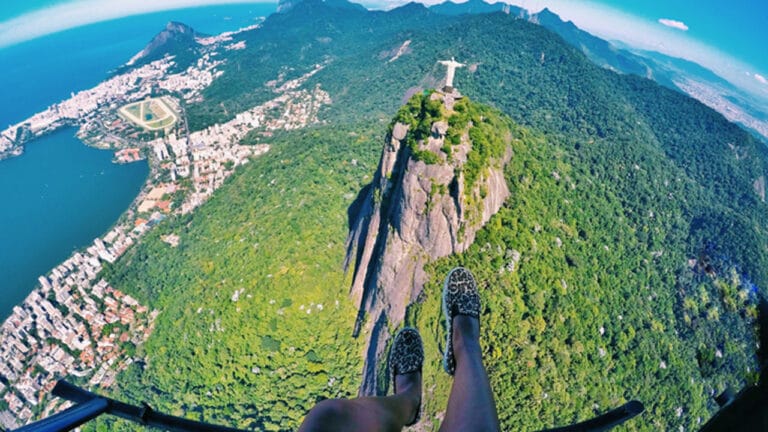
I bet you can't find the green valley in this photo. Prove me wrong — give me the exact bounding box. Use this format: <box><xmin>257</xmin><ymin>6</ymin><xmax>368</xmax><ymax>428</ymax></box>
<box><xmin>83</xmin><ymin>2</ymin><xmax>768</xmax><ymax>431</ymax></box>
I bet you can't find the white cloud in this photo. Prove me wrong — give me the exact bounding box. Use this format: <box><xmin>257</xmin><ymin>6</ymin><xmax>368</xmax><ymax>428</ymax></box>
<box><xmin>500</xmin><ymin>0</ymin><xmax>767</xmax><ymax>100</ymax></box>
<box><xmin>658</xmin><ymin>18</ymin><xmax>688</xmax><ymax>31</ymax></box>
<box><xmin>0</xmin><ymin>0</ymin><xmax>259</xmax><ymax>48</ymax></box>
<box><xmin>756</xmin><ymin>74</ymin><xmax>768</xmax><ymax>85</ymax></box>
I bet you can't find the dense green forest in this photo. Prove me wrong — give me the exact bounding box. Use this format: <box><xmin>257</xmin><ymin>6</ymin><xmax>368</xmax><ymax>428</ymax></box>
<box><xmin>90</xmin><ymin>2</ymin><xmax>768</xmax><ymax>430</ymax></box>
<box><xmin>409</xmin><ymin>122</ymin><xmax>761</xmax><ymax>430</ymax></box>
<box><xmin>95</xmin><ymin>124</ymin><xmax>382</xmax><ymax>431</ymax></box>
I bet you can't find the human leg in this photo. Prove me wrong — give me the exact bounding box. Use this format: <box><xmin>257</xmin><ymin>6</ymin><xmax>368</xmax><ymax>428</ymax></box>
<box><xmin>439</xmin><ymin>315</ymin><xmax>500</xmax><ymax>432</ymax></box>
<box><xmin>439</xmin><ymin>267</ymin><xmax>500</xmax><ymax>432</ymax></box>
<box><xmin>298</xmin><ymin>328</ymin><xmax>423</xmax><ymax>432</ymax></box>
<box><xmin>297</xmin><ymin>371</ymin><xmax>420</xmax><ymax>432</ymax></box>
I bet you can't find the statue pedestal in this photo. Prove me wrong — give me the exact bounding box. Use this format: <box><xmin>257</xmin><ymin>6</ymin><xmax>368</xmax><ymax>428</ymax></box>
<box><xmin>435</xmin><ymin>88</ymin><xmax>463</xmax><ymax>111</ymax></box>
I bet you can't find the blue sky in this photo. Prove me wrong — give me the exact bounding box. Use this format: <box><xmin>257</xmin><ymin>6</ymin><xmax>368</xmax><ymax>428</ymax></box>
<box><xmin>503</xmin><ymin>0</ymin><xmax>768</xmax><ymax>100</ymax></box>
<box><xmin>1</xmin><ymin>0</ymin><xmax>766</xmax><ymax>98</ymax></box>
<box><xmin>598</xmin><ymin>0</ymin><xmax>767</xmax><ymax>74</ymax></box>
<box><xmin>0</xmin><ymin>0</ymin><xmax>257</xmax><ymax>48</ymax></box>
<box><xmin>499</xmin><ymin>0</ymin><xmax>768</xmax><ymax>98</ymax></box>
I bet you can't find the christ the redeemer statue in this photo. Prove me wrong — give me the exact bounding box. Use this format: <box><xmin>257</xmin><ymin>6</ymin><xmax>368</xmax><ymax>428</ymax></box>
<box><xmin>439</xmin><ymin>57</ymin><xmax>465</xmax><ymax>92</ymax></box>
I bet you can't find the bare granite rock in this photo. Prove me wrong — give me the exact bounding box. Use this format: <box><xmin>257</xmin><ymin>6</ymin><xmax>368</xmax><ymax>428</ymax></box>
<box><xmin>391</xmin><ymin>122</ymin><xmax>409</xmax><ymax>141</ymax></box>
<box><xmin>431</xmin><ymin>120</ymin><xmax>448</xmax><ymax>137</ymax></box>
<box><xmin>754</xmin><ymin>175</ymin><xmax>766</xmax><ymax>202</ymax></box>
<box><xmin>344</xmin><ymin>93</ymin><xmax>512</xmax><ymax>395</ymax></box>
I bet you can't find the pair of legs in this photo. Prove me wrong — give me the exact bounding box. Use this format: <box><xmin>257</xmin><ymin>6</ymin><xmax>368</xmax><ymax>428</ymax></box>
<box><xmin>297</xmin><ymin>315</ymin><xmax>500</xmax><ymax>432</ymax></box>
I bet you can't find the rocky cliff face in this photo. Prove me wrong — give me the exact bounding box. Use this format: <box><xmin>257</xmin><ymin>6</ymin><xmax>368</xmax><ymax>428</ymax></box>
<box><xmin>345</xmin><ymin>91</ymin><xmax>513</xmax><ymax>394</ymax></box>
<box><xmin>125</xmin><ymin>22</ymin><xmax>201</xmax><ymax>69</ymax></box>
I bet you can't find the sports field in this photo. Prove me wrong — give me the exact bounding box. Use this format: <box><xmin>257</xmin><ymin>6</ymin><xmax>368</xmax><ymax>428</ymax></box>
<box><xmin>119</xmin><ymin>97</ymin><xmax>178</xmax><ymax>131</ymax></box>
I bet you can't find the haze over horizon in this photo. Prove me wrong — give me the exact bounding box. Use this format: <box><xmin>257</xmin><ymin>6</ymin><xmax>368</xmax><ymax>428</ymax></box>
<box><xmin>0</xmin><ymin>0</ymin><xmax>766</xmax><ymax>104</ymax></box>
<box><xmin>504</xmin><ymin>0</ymin><xmax>768</xmax><ymax>103</ymax></box>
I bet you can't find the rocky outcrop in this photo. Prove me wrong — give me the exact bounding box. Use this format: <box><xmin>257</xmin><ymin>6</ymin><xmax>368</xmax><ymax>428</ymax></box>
<box><xmin>345</xmin><ymin>92</ymin><xmax>512</xmax><ymax>394</ymax></box>
<box><xmin>755</xmin><ymin>175</ymin><xmax>766</xmax><ymax>202</ymax></box>
<box><xmin>125</xmin><ymin>22</ymin><xmax>201</xmax><ymax>69</ymax></box>
<box><xmin>277</xmin><ymin>0</ymin><xmax>301</xmax><ymax>13</ymax></box>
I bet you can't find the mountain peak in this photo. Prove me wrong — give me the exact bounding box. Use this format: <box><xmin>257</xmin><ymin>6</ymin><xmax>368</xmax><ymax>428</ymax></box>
<box><xmin>278</xmin><ymin>0</ymin><xmax>367</xmax><ymax>13</ymax></box>
<box><xmin>125</xmin><ymin>21</ymin><xmax>202</xmax><ymax>69</ymax></box>
<box><xmin>346</xmin><ymin>91</ymin><xmax>513</xmax><ymax>394</ymax></box>
<box><xmin>430</xmin><ymin>0</ymin><xmax>527</xmax><ymax>17</ymax></box>
<box><xmin>390</xmin><ymin>1</ymin><xmax>430</xmax><ymax>14</ymax></box>
<box><xmin>164</xmin><ymin>21</ymin><xmax>196</xmax><ymax>35</ymax></box>
<box><xmin>536</xmin><ymin>7</ymin><xmax>572</xmax><ymax>24</ymax></box>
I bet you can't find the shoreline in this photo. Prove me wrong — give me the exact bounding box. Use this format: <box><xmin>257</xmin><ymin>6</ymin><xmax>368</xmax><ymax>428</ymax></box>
<box><xmin>0</xmin><ymin>22</ymin><xmax>331</xmax><ymax>426</ymax></box>
<box><xmin>0</xmin><ymin>127</ymin><xmax>150</xmax><ymax>322</ymax></box>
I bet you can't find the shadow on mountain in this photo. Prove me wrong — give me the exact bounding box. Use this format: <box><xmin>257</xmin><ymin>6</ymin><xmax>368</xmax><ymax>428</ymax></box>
<box><xmin>699</xmin><ymin>296</ymin><xmax>768</xmax><ymax>431</ymax></box>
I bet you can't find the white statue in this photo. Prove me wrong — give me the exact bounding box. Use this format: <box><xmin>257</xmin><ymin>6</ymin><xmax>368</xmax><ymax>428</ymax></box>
<box><xmin>438</xmin><ymin>57</ymin><xmax>465</xmax><ymax>90</ymax></box>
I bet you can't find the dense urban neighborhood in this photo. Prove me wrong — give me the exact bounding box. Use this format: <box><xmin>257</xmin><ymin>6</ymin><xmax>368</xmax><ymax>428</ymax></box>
<box><xmin>0</xmin><ymin>25</ymin><xmax>331</xmax><ymax>428</ymax></box>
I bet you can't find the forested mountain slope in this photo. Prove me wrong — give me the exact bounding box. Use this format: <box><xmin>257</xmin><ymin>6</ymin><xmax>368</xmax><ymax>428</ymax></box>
<box><xmin>94</xmin><ymin>2</ymin><xmax>768</xmax><ymax>430</ymax></box>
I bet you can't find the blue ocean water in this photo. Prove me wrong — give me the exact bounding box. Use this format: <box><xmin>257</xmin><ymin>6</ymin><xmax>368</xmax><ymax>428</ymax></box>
<box><xmin>0</xmin><ymin>128</ymin><xmax>148</xmax><ymax>319</ymax></box>
<box><xmin>0</xmin><ymin>4</ymin><xmax>277</xmax><ymax>320</ymax></box>
<box><xmin>0</xmin><ymin>3</ymin><xmax>277</xmax><ymax>127</ymax></box>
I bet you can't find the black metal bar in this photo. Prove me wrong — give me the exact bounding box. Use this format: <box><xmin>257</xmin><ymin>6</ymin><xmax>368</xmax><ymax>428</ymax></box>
<box><xmin>13</xmin><ymin>398</ymin><xmax>109</xmax><ymax>432</ymax></box>
<box><xmin>537</xmin><ymin>400</ymin><xmax>645</xmax><ymax>432</ymax></box>
<box><xmin>21</xmin><ymin>380</ymin><xmax>643</xmax><ymax>432</ymax></box>
<box><xmin>50</xmin><ymin>381</ymin><xmax>99</xmax><ymax>404</ymax></box>
<box><xmin>51</xmin><ymin>380</ymin><xmax>247</xmax><ymax>432</ymax></box>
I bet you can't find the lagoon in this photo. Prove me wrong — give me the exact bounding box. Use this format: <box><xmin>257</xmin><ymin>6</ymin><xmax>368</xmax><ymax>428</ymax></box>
<box><xmin>0</xmin><ymin>4</ymin><xmax>277</xmax><ymax>320</ymax></box>
<box><xmin>0</xmin><ymin>128</ymin><xmax>148</xmax><ymax>319</ymax></box>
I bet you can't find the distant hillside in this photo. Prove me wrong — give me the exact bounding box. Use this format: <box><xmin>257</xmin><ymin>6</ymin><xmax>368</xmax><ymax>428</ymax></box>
<box><xmin>345</xmin><ymin>92</ymin><xmax>515</xmax><ymax>394</ymax></box>
<box><xmin>429</xmin><ymin>0</ymin><xmax>524</xmax><ymax>16</ymax></box>
<box><xmin>92</xmin><ymin>1</ymin><xmax>768</xmax><ymax>431</ymax></box>
<box><xmin>527</xmin><ymin>8</ymin><xmax>650</xmax><ymax>78</ymax></box>
<box><xmin>428</xmin><ymin>2</ymin><xmax>651</xmax><ymax>79</ymax></box>
<box><xmin>429</xmin><ymin>2</ymin><xmax>768</xmax><ymax>142</ymax></box>
<box><xmin>624</xmin><ymin>47</ymin><xmax>768</xmax><ymax>138</ymax></box>
<box><xmin>123</xmin><ymin>21</ymin><xmax>204</xmax><ymax>71</ymax></box>
<box><xmin>521</xmin><ymin>6</ymin><xmax>768</xmax><ymax>141</ymax></box>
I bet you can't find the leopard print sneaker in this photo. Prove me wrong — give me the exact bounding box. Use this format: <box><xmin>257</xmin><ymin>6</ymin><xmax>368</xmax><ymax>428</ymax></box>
<box><xmin>390</xmin><ymin>327</ymin><xmax>423</xmax><ymax>426</ymax></box>
<box><xmin>442</xmin><ymin>267</ymin><xmax>481</xmax><ymax>375</ymax></box>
